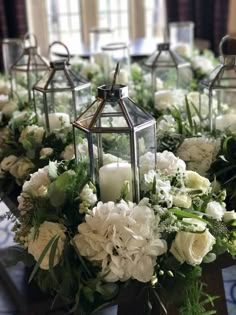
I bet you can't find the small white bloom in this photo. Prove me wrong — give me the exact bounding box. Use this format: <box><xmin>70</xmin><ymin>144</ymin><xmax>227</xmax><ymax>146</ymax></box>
<box><xmin>173</xmin><ymin>194</ymin><xmax>192</xmax><ymax>208</ymax></box>
<box><xmin>205</xmin><ymin>201</ymin><xmax>226</xmax><ymax>221</ymax></box>
<box><xmin>184</xmin><ymin>170</ymin><xmax>211</xmax><ymax>193</ymax></box>
<box><xmin>156</xmin><ymin>115</ymin><xmax>177</xmax><ymax>135</ymax></box>
<box><xmin>60</xmin><ymin>144</ymin><xmax>75</xmax><ymax>160</ymax></box>
<box><xmin>80</xmin><ymin>184</ymin><xmax>97</xmax><ymax>206</ymax></box>
<box><xmin>9</xmin><ymin>158</ymin><xmax>34</xmax><ymax>180</ymax></box>
<box><xmin>191</xmin><ymin>55</ymin><xmax>214</xmax><ymax>75</ymax></box>
<box><xmin>170</xmin><ymin>218</ymin><xmax>215</xmax><ymax>265</ymax></box>
<box><xmin>156</xmin><ymin>151</ymin><xmax>186</xmax><ymax>176</ymax></box>
<box><xmin>40</xmin><ymin>147</ymin><xmax>54</xmax><ymax>159</ymax></box>
<box><xmin>28</xmin><ymin>221</ymin><xmax>66</xmax><ymax>270</ymax></box>
<box><xmin>22</xmin><ymin>166</ymin><xmax>51</xmax><ymax>196</ymax></box>
<box><xmin>1</xmin><ymin>155</ymin><xmax>18</xmax><ymax>171</ymax></box>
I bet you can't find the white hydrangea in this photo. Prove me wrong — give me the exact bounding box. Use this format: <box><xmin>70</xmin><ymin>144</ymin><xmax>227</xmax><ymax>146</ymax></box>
<box><xmin>154</xmin><ymin>89</ymin><xmax>186</xmax><ymax>111</ymax></box>
<box><xmin>177</xmin><ymin>137</ymin><xmax>220</xmax><ymax>176</ymax></box>
<box><xmin>73</xmin><ymin>199</ymin><xmax>167</xmax><ymax>283</ymax></box>
<box><xmin>156</xmin><ymin>151</ymin><xmax>186</xmax><ymax>176</ymax></box>
<box><xmin>143</xmin><ymin>170</ymin><xmax>173</xmax><ymax>207</ymax></box>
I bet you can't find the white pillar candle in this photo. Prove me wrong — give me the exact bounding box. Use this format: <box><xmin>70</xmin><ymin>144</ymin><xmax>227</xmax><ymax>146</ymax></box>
<box><xmin>215</xmin><ymin>114</ymin><xmax>236</xmax><ymax>132</ymax></box>
<box><xmin>110</xmin><ymin>69</ymin><xmax>129</xmax><ymax>85</ymax></box>
<box><xmin>48</xmin><ymin>113</ymin><xmax>70</xmax><ymax>130</ymax></box>
<box><xmin>99</xmin><ymin>162</ymin><xmax>133</xmax><ymax>202</ymax></box>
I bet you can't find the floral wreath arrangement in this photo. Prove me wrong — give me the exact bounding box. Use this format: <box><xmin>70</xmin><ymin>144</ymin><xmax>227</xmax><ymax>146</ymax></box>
<box><xmin>10</xmin><ymin>151</ymin><xmax>236</xmax><ymax>314</ymax></box>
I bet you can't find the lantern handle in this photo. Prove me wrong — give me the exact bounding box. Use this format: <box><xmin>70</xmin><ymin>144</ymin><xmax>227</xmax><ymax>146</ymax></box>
<box><xmin>111</xmin><ymin>62</ymin><xmax>120</xmax><ymax>91</ymax></box>
<box><xmin>23</xmin><ymin>32</ymin><xmax>38</xmax><ymax>48</ymax></box>
<box><xmin>48</xmin><ymin>41</ymin><xmax>71</xmax><ymax>63</ymax></box>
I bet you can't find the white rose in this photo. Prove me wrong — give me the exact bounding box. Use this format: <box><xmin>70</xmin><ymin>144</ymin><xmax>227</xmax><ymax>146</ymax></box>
<box><xmin>19</xmin><ymin>125</ymin><xmax>45</xmax><ymax>145</ymax></box>
<box><xmin>173</xmin><ymin>194</ymin><xmax>192</xmax><ymax>208</ymax></box>
<box><xmin>2</xmin><ymin>101</ymin><xmax>18</xmax><ymax>117</ymax></box>
<box><xmin>0</xmin><ymin>127</ymin><xmax>10</xmax><ymax>145</ymax></box>
<box><xmin>28</xmin><ymin>221</ymin><xmax>66</xmax><ymax>270</ymax></box>
<box><xmin>40</xmin><ymin>147</ymin><xmax>53</xmax><ymax>159</ymax></box>
<box><xmin>80</xmin><ymin>184</ymin><xmax>97</xmax><ymax>205</ymax></box>
<box><xmin>154</xmin><ymin>90</ymin><xmax>175</xmax><ymax>111</ymax></box>
<box><xmin>184</xmin><ymin>170</ymin><xmax>211</xmax><ymax>193</ymax></box>
<box><xmin>205</xmin><ymin>201</ymin><xmax>226</xmax><ymax>221</ymax></box>
<box><xmin>22</xmin><ymin>166</ymin><xmax>51</xmax><ymax>196</ymax></box>
<box><xmin>223</xmin><ymin>211</ymin><xmax>236</xmax><ymax>223</ymax></box>
<box><xmin>191</xmin><ymin>55</ymin><xmax>214</xmax><ymax>75</ymax></box>
<box><xmin>1</xmin><ymin>155</ymin><xmax>18</xmax><ymax>171</ymax></box>
<box><xmin>60</xmin><ymin>144</ymin><xmax>75</xmax><ymax>160</ymax></box>
<box><xmin>156</xmin><ymin>151</ymin><xmax>186</xmax><ymax>175</ymax></box>
<box><xmin>170</xmin><ymin>218</ymin><xmax>215</xmax><ymax>265</ymax></box>
<box><xmin>9</xmin><ymin>158</ymin><xmax>34</xmax><ymax>179</ymax></box>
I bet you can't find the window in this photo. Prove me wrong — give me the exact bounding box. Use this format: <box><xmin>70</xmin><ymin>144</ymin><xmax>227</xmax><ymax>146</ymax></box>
<box><xmin>98</xmin><ymin>0</ymin><xmax>129</xmax><ymax>41</ymax></box>
<box><xmin>145</xmin><ymin>0</ymin><xmax>166</xmax><ymax>39</ymax></box>
<box><xmin>46</xmin><ymin>0</ymin><xmax>81</xmax><ymax>46</ymax></box>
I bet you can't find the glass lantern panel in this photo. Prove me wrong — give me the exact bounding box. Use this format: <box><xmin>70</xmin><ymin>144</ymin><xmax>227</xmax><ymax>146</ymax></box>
<box><xmin>123</xmin><ymin>98</ymin><xmax>154</xmax><ymax>126</ymax></box>
<box><xmin>136</xmin><ymin>125</ymin><xmax>156</xmax><ymax>179</ymax></box>
<box><xmin>154</xmin><ymin>66</ymin><xmax>178</xmax><ymax>89</ymax></box>
<box><xmin>46</xmin><ymin>70</ymin><xmax>75</xmax><ymax>89</ymax></box>
<box><xmin>34</xmin><ymin>90</ymin><xmax>45</xmax><ymax>123</ymax></box>
<box><xmin>75</xmin><ymin>85</ymin><xmax>91</xmax><ymax>116</ymax></box>
<box><xmin>76</xmin><ymin>99</ymin><xmax>104</xmax><ymax>129</ymax></box>
<box><xmin>73</xmin><ymin>127</ymin><xmax>91</xmax><ymax>175</ymax></box>
<box><xmin>92</xmin><ymin>132</ymin><xmax>133</xmax><ymax>202</ymax></box>
<box><xmin>95</xmin><ymin>101</ymin><xmax>128</xmax><ymax>128</ymax></box>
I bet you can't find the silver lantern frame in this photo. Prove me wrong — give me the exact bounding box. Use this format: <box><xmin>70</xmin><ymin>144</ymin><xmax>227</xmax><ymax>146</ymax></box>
<box><xmin>200</xmin><ymin>35</ymin><xmax>236</xmax><ymax>131</ymax></box>
<box><xmin>33</xmin><ymin>41</ymin><xmax>91</xmax><ymax>133</ymax></box>
<box><xmin>144</xmin><ymin>42</ymin><xmax>191</xmax><ymax>92</ymax></box>
<box><xmin>10</xmin><ymin>33</ymin><xmax>49</xmax><ymax>102</ymax></box>
<box><xmin>73</xmin><ymin>84</ymin><xmax>157</xmax><ymax>202</ymax></box>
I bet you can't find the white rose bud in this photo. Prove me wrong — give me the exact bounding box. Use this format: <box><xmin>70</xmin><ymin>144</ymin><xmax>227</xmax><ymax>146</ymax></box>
<box><xmin>1</xmin><ymin>155</ymin><xmax>18</xmax><ymax>171</ymax></box>
<box><xmin>60</xmin><ymin>144</ymin><xmax>75</xmax><ymax>160</ymax></box>
<box><xmin>9</xmin><ymin>158</ymin><xmax>34</xmax><ymax>179</ymax></box>
<box><xmin>2</xmin><ymin>101</ymin><xmax>18</xmax><ymax>117</ymax></box>
<box><xmin>40</xmin><ymin>147</ymin><xmax>53</xmax><ymax>159</ymax></box>
<box><xmin>170</xmin><ymin>218</ymin><xmax>215</xmax><ymax>265</ymax></box>
<box><xmin>173</xmin><ymin>194</ymin><xmax>192</xmax><ymax>208</ymax></box>
<box><xmin>223</xmin><ymin>210</ymin><xmax>236</xmax><ymax>223</ymax></box>
<box><xmin>28</xmin><ymin>221</ymin><xmax>66</xmax><ymax>270</ymax></box>
<box><xmin>80</xmin><ymin>184</ymin><xmax>97</xmax><ymax>206</ymax></box>
<box><xmin>184</xmin><ymin>170</ymin><xmax>211</xmax><ymax>193</ymax></box>
<box><xmin>205</xmin><ymin>201</ymin><xmax>226</xmax><ymax>221</ymax></box>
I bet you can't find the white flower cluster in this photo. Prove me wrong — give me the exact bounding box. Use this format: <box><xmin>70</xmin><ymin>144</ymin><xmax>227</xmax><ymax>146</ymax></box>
<box><xmin>177</xmin><ymin>137</ymin><xmax>220</xmax><ymax>176</ymax></box>
<box><xmin>191</xmin><ymin>55</ymin><xmax>214</xmax><ymax>75</ymax></box>
<box><xmin>73</xmin><ymin>199</ymin><xmax>167</xmax><ymax>283</ymax></box>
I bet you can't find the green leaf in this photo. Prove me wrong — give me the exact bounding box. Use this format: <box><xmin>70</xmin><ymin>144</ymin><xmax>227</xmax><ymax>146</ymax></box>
<box><xmin>185</xmin><ymin>96</ymin><xmax>193</xmax><ymax>132</ymax></box>
<box><xmin>28</xmin><ymin>235</ymin><xmax>58</xmax><ymax>283</ymax></box>
<box><xmin>71</xmin><ymin>238</ymin><xmax>92</xmax><ymax>278</ymax></box>
<box><xmin>49</xmin><ymin>236</ymin><xmax>60</xmax><ymax>274</ymax></box>
<box><xmin>169</xmin><ymin>208</ymin><xmax>209</xmax><ymax>225</ymax></box>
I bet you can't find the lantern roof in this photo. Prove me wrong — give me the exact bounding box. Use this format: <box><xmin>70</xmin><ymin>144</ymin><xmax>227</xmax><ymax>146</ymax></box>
<box><xmin>73</xmin><ymin>84</ymin><xmax>155</xmax><ymax>132</ymax></box>
<box><xmin>144</xmin><ymin>42</ymin><xmax>190</xmax><ymax>69</ymax></box>
<box><xmin>201</xmin><ymin>35</ymin><xmax>236</xmax><ymax>90</ymax></box>
<box><xmin>11</xmin><ymin>46</ymin><xmax>49</xmax><ymax>72</ymax></box>
<box><xmin>33</xmin><ymin>59</ymin><xmax>90</xmax><ymax>92</ymax></box>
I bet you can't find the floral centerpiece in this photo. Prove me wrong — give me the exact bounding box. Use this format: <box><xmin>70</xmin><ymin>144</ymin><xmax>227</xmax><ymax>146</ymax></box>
<box><xmin>9</xmin><ymin>151</ymin><xmax>236</xmax><ymax>314</ymax></box>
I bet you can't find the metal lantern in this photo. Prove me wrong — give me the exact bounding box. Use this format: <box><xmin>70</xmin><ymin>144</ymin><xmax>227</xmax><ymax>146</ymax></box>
<box><xmin>73</xmin><ymin>82</ymin><xmax>156</xmax><ymax>203</ymax></box>
<box><xmin>144</xmin><ymin>42</ymin><xmax>192</xmax><ymax>93</ymax></box>
<box><xmin>10</xmin><ymin>33</ymin><xmax>49</xmax><ymax>103</ymax></box>
<box><xmin>101</xmin><ymin>42</ymin><xmax>130</xmax><ymax>84</ymax></box>
<box><xmin>33</xmin><ymin>41</ymin><xmax>91</xmax><ymax>133</ymax></box>
<box><xmin>200</xmin><ymin>35</ymin><xmax>236</xmax><ymax>131</ymax></box>
<box><xmin>2</xmin><ymin>38</ymin><xmax>23</xmax><ymax>75</ymax></box>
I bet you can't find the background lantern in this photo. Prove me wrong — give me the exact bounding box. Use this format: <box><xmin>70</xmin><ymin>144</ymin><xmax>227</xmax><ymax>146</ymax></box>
<box><xmin>10</xmin><ymin>33</ymin><xmax>49</xmax><ymax>103</ymax></box>
<box><xmin>101</xmin><ymin>42</ymin><xmax>130</xmax><ymax>85</ymax></box>
<box><xmin>2</xmin><ymin>38</ymin><xmax>23</xmax><ymax>75</ymax></box>
<box><xmin>33</xmin><ymin>41</ymin><xmax>91</xmax><ymax>133</ymax></box>
<box><xmin>200</xmin><ymin>35</ymin><xmax>236</xmax><ymax>132</ymax></box>
<box><xmin>144</xmin><ymin>42</ymin><xmax>192</xmax><ymax>94</ymax></box>
<box><xmin>73</xmin><ymin>78</ymin><xmax>156</xmax><ymax>203</ymax></box>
